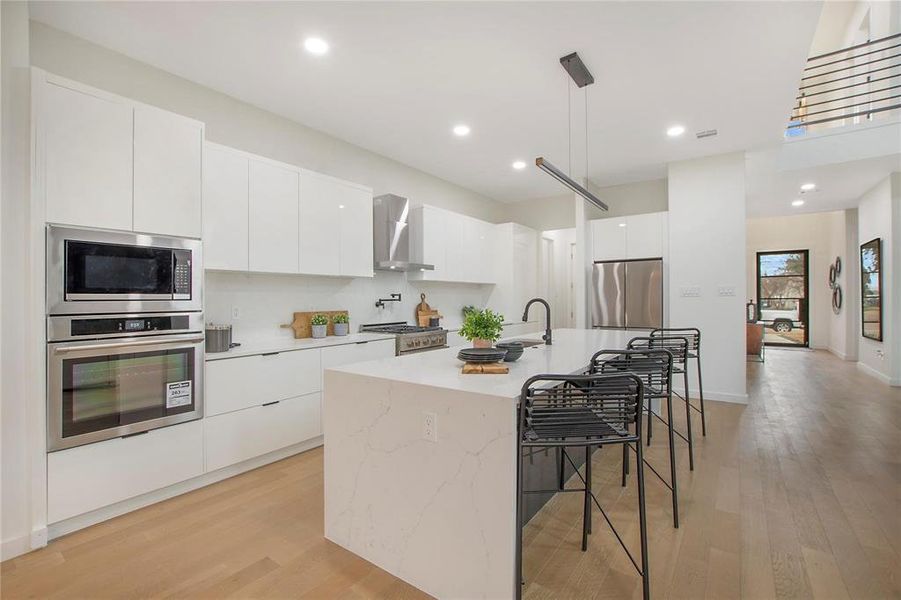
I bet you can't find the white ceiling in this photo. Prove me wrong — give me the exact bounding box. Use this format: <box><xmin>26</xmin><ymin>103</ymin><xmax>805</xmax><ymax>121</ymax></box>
<box><xmin>30</xmin><ymin>1</ymin><xmax>823</xmax><ymax>203</ymax></box>
<box><xmin>746</xmin><ymin>150</ymin><xmax>901</xmax><ymax>218</ymax></box>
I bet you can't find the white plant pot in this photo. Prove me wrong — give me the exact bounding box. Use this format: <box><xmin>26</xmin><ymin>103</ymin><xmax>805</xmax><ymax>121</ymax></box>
<box><xmin>334</xmin><ymin>323</ymin><xmax>349</xmax><ymax>336</ymax></box>
<box><xmin>311</xmin><ymin>324</ymin><xmax>327</xmax><ymax>338</ymax></box>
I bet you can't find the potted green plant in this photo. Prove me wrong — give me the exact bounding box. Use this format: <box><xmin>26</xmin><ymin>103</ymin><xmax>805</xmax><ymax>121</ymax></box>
<box><xmin>311</xmin><ymin>313</ymin><xmax>329</xmax><ymax>338</ymax></box>
<box><xmin>333</xmin><ymin>313</ymin><xmax>349</xmax><ymax>336</ymax></box>
<box><xmin>459</xmin><ymin>308</ymin><xmax>504</xmax><ymax>348</ymax></box>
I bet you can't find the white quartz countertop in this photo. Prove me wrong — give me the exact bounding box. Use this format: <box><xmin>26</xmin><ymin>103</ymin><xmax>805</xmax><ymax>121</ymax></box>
<box><xmin>205</xmin><ymin>332</ymin><xmax>395</xmax><ymax>361</ymax></box>
<box><xmin>327</xmin><ymin>328</ymin><xmax>636</xmax><ymax>399</ymax></box>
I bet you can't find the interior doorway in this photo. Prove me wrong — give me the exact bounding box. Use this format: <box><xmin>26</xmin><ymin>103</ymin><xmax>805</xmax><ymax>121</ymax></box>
<box><xmin>756</xmin><ymin>249</ymin><xmax>810</xmax><ymax>347</ymax></box>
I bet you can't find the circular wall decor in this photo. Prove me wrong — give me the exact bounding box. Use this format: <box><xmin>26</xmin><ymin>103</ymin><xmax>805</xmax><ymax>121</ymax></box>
<box><xmin>832</xmin><ymin>285</ymin><xmax>843</xmax><ymax>314</ymax></box>
<box><xmin>834</xmin><ymin>256</ymin><xmax>841</xmax><ymax>276</ymax></box>
<box><xmin>828</xmin><ymin>264</ymin><xmax>837</xmax><ymax>289</ymax></box>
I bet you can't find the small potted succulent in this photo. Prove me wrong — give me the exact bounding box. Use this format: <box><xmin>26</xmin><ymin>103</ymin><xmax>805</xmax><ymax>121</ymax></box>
<box><xmin>333</xmin><ymin>313</ymin><xmax>350</xmax><ymax>336</ymax></box>
<box><xmin>311</xmin><ymin>313</ymin><xmax>329</xmax><ymax>339</ymax></box>
<box><xmin>459</xmin><ymin>308</ymin><xmax>504</xmax><ymax>348</ymax></box>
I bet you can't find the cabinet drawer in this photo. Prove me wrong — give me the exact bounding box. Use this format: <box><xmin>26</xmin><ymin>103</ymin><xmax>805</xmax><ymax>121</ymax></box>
<box><xmin>204</xmin><ymin>392</ymin><xmax>321</xmax><ymax>472</ymax></box>
<box><xmin>205</xmin><ymin>349</ymin><xmax>321</xmax><ymax>416</ymax></box>
<box><xmin>321</xmin><ymin>339</ymin><xmax>395</xmax><ymax>389</ymax></box>
<box><xmin>48</xmin><ymin>420</ymin><xmax>203</xmax><ymax>523</ymax></box>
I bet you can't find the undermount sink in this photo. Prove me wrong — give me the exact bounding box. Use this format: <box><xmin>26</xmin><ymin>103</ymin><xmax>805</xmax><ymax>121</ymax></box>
<box><xmin>503</xmin><ymin>339</ymin><xmax>545</xmax><ymax>348</ymax></box>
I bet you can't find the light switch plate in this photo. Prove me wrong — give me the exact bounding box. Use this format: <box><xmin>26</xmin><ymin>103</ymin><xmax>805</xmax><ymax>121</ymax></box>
<box><xmin>680</xmin><ymin>286</ymin><xmax>701</xmax><ymax>298</ymax></box>
<box><xmin>718</xmin><ymin>286</ymin><xmax>736</xmax><ymax>297</ymax></box>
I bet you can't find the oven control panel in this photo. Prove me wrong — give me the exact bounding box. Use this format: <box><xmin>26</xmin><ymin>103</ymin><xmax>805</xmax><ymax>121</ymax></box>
<box><xmin>70</xmin><ymin>315</ymin><xmax>191</xmax><ymax>337</ymax></box>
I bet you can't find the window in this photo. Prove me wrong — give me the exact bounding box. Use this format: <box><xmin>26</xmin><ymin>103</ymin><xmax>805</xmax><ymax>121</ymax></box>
<box><xmin>860</xmin><ymin>238</ymin><xmax>882</xmax><ymax>341</ymax></box>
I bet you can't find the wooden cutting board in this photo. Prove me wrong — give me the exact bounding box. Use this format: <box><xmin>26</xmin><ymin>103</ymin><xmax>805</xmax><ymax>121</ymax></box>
<box><xmin>416</xmin><ymin>293</ymin><xmax>441</xmax><ymax>327</ymax></box>
<box><xmin>462</xmin><ymin>362</ymin><xmax>509</xmax><ymax>375</ymax></box>
<box><xmin>280</xmin><ymin>311</ymin><xmax>348</xmax><ymax>339</ymax></box>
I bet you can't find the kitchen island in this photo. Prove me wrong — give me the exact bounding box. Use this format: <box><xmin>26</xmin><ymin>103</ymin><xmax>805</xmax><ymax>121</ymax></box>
<box><xmin>323</xmin><ymin>328</ymin><xmax>635</xmax><ymax>599</ymax></box>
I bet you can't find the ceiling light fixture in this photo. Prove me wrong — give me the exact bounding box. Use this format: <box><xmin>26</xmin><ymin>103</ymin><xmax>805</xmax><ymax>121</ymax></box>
<box><xmin>618</xmin><ymin>223</ymin><xmax>627</xmax><ymax>227</ymax></box>
<box><xmin>800</xmin><ymin>183</ymin><xmax>816</xmax><ymax>191</ymax></box>
<box><xmin>534</xmin><ymin>52</ymin><xmax>608</xmax><ymax>213</ymax></box>
<box><xmin>536</xmin><ymin>157</ymin><xmax>608</xmax><ymax>211</ymax></box>
<box><xmin>303</xmin><ymin>37</ymin><xmax>329</xmax><ymax>56</ymax></box>
<box><xmin>792</xmin><ymin>199</ymin><xmax>805</xmax><ymax>207</ymax></box>
<box><xmin>452</xmin><ymin>124</ymin><xmax>470</xmax><ymax>137</ymax></box>
<box><xmin>667</xmin><ymin>125</ymin><xmax>686</xmax><ymax>137</ymax></box>
<box><xmin>512</xmin><ymin>160</ymin><xmax>526</xmax><ymax>170</ymax></box>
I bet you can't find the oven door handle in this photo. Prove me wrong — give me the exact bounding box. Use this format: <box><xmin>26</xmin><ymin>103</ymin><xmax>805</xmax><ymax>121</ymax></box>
<box><xmin>53</xmin><ymin>335</ymin><xmax>205</xmax><ymax>353</ymax></box>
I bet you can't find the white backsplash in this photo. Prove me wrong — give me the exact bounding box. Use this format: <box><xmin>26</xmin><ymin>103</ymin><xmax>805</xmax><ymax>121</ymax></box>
<box><xmin>204</xmin><ymin>270</ymin><xmax>499</xmax><ymax>343</ymax></box>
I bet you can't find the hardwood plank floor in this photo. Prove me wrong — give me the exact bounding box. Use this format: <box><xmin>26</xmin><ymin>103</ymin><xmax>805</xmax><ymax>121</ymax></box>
<box><xmin>2</xmin><ymin>349</ymin><xmax>899</xmax><ymax>599</ymax></box>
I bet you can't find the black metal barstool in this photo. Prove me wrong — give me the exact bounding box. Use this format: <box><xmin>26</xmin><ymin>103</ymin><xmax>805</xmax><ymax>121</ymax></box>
<box><xmin>652</xmin><ymin>327</ymin><xmax>706</xmax><ymax>436</ymax></box>
<box><xmin>631</xmin><ymin>335</ymin><xmax>694</xmax><ymax>471</ymax></box>
<box><xmin>590</xmin><ymin>347</ymin><xmax>680</xmax><ymax>529</ymax></box>
<box><xmin>515</xmin><ymin>373</ymin><xmax>649</xmax><ymax>600</ymax></box>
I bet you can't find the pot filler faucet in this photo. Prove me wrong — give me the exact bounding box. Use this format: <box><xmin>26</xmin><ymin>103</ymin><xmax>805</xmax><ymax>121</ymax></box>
<box><xmin>522</xmin><ymin>298</ymin><xmax>552</xmax><ymax>345</ymax></box>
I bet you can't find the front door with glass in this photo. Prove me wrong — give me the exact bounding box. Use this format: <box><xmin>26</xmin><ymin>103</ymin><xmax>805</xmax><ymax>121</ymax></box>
<box><xmin>756</xmin><ymin>250</ymin><xmax>810</xmax><ymax>347</ymax></box>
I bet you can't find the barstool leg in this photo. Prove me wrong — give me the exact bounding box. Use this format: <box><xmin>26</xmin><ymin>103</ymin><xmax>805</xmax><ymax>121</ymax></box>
<box><xmin>558</xmin><ymin>447</ymin><xmax>565</xmax><ymax>490</ymax></box>
<box><xmin>635</xmin><ymin>438</ymin><xmax>651</xmax><ymax>600</ymax></box>
<box><xmin>697</xmin><ymin>356</ymin><xmax>707</xmax><ymax>436</ymax></box>
<box><xmin>665</xmin><ymin>391</ymin><xmax>679</xmax><ymax>529</ymax></box>
<box><xmin>621</xmin><ymin>440</ymin><xmax>629</xmax><ymax>486</ymax></box>
<box><xmin>684</xmin><ymin>367</ymin><xmax>695</xmax><ymax>471</ymax></box>
<box><xmin>515</xmin><ymin>442</ymin><xmax>524</xmax><ymax>599</ymax></box>
<box><xmin>582</xmin><ymin>445</ymin><xmax>592</xmax><ymax>550</ymax></box>
<box><xmin>646</xmin><ymin>400</ymin><xmax>653</xmax><ymax>445</ymax></box>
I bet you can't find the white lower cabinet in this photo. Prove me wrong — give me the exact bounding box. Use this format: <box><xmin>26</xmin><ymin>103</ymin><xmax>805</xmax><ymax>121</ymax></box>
<box><xmin>47</xmin><ymin>420</ymin><xmax>204</xmax><ymax>523</ymax></box>
<box><xmin>205</xmin><ymin>348</ymin><xmax>321</xmax><ymax>417</ymax></box>
<box><xmin>320</xmin><ymin>339</ymin><xmax>395</xmax><ymax>387</ymax></box>
<box><xmin>204</xmin><ymin>392</ymin><xmax>321</xmax><ymax>472</ymax></box>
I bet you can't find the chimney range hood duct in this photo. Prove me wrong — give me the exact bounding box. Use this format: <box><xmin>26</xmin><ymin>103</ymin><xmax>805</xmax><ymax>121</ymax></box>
<box><xmin>373</xmin><ymin>194</ymin><xmax>434</xmax><ymax>272</ymax></box>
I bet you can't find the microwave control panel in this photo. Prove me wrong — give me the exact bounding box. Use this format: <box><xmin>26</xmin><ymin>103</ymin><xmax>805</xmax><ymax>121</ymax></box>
<box><xmin>173</xmin><ymin>249</ymin><xmax>192</xmax><ymax>298</ymax></box>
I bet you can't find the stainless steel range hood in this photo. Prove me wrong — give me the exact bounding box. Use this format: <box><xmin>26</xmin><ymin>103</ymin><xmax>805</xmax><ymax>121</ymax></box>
<box><xmin>373</xmin><ymin>194</ymin><xmax>434</xmax><ymax>272</ymax></box>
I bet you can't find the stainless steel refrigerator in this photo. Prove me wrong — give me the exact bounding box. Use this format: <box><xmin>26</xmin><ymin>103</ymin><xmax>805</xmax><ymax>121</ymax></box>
<box><xmin>591</xmin><ymin>259</ymin><xmax>663</xmax><ymax>329</ymax></box>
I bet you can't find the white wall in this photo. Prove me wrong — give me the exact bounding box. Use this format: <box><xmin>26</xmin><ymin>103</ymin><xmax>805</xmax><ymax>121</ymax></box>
<box><xmin>856</xmin><ymin>173</ymin><xmax>900</xmax><ymax>384</ymax></box>
<box><xmin>828</xmin><ymin>209</ymin><xmax>859</xmax><ymax>360</ymax></box>
<box><xmin>1</xmin><ymin>0</ymin><xmax>36</xmax><ymax>560</ymax></box>
<box><xmin>541</xmin><ymin>228</ymin><xmax>576</xmax><ymax>329</ymax></box>
<box><xmin>746</xmin><ymin>210</ymin><xmax>857</xmax><ymax>356</ymax></box>
<box><xmin>28</xmin><ymin>22</ymin><xmax>507</xmax><ymax>224</ymax></box>
<box><xmin>668</xmin><ymin>153</ymin><xmax>747</xmax><ymax>403</ymax></box>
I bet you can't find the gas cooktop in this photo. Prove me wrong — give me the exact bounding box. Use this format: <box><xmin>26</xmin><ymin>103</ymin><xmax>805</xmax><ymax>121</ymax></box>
<box><xmin>360</xmin><ymin>322</ymin><xmax>447</xmax><ymax>355</ymax></box>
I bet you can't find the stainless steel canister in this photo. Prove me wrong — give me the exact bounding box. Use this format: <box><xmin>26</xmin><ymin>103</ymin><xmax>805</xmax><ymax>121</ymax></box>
<box><xmin>205</xmin><ymin>324</ymin><xmax>234</xmax><ymax>353</ymax></box>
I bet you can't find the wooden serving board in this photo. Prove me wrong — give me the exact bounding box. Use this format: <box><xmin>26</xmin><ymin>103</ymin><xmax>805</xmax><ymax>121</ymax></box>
<box><xmin>462</xmin><ymin>362</ymin><xmax>509</xmax><ymax>375</ymax></box>
<box><xmin>280</xmin><ymin>311</ymin><xmax>348</xmax><ymax>339</ymax></box>
<box><xmin>417</xmin><ymin>309</ymin><xmax>440</xmax><ymax>327</ymax></box>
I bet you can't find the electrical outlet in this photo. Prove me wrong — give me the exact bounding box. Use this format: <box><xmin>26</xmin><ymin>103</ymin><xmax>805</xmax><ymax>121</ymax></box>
<box><xmin>423</xmin><ymin>412</ymin><xmax>438</xmax><ymax>443</ymax></box>
<box><xmin>876</xmin><ymin>349</ymin><xmax>885</xmax><ymax>360</ymax></box>
<box><xmin>232</xmin><ymin>306</ymin><xmax>241</xmax><ymax>320</ymax></box>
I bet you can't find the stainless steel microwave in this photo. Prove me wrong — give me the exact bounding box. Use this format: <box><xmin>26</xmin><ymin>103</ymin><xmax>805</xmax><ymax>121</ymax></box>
<box><xmin>47</xmin><ymin>225</ymin><xmax>202</xmax><ymax>315</ymax></box>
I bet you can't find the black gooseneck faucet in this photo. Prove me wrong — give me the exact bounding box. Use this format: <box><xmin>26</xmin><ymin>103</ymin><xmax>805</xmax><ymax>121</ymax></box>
<box><xmin>522</xmin><ymin>298</ymin><xmax>552</xmax><ymax>345</ymax></box>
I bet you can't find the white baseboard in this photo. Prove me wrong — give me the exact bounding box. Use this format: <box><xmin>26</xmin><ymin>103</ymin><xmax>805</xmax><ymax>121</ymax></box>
<box><xmin>827</xmin><ymin>347</ymin><xmax>847</xmax><ymax>360</ymax></box>
<box><xmin>856</xmin><ymin>361</ymin><xmax>892</xmax><ymax>385</ymax></box>
<box><xmin>700</xmin><ymin>390</ymin><xmax>748</xmax><ymax>405</ymax></box>
<box><xmin>47</xmin><ymin>436</ymin><xmax>323</xmax><ymax>542</ymax></box>
<box><xmin>0</xmin><ymin>527</ymin><xmax>47</xmax><ymax>561</ymax></box>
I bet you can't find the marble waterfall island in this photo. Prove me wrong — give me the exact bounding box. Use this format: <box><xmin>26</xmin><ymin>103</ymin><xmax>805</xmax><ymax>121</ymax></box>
<box><xmin>323</xmin><ymin>328</ymin><xmax>634</xmax><ymax>599</ymax></box>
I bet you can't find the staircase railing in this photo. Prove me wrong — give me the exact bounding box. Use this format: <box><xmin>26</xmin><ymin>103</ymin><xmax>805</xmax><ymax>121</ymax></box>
<box><xmin>786</xmin><ymin>32</ymin><xmax>901</xmax><ymax>136</ymax></box>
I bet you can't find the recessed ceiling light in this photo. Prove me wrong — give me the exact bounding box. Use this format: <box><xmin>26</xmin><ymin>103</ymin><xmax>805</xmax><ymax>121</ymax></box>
<box><xmin>792</xmin><ymin>199</ymin><xmax>805</xmax><ymax>207</ymax></box>
<box><xmin>618</xmin><ymin>223</ymin><xmax>627</xmax><ymax>227</ymax></box>
<box><xmin>303</xmin><ymin>37</ymin><xmax>329</xmax><ymax>55</ymax></box>
<box><xmin>453</xmin><ymin>124</ymin><xmax>471</xmax><ymax>137</ymax></box>
<box><xmin>800</xmin><ymin>183</ymin><xmax>816</xmax><ymax>191</ymax></box>
<box><xmin>512</xmin><ymin>160</ymin><xmax>526</xmax><ymax>170</ymax></box>
<box><xmin>666</xmin><ymin>125</ymin><xmax>686</xmax><ymax>137</ymax></box>
<box><xmin>338</xmin><ymin>204</ymin><xmax>345</xmax><ymax>209</ymax></box>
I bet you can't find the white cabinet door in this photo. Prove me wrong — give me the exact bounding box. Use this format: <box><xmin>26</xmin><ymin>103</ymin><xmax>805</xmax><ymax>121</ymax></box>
<box><xmin>339</xmin><ymin>184</ymin><xmax>374</xmax><ymax>277</ymax></box>
<box><xmin>203</xmin><ymin>144</ymin><xmax>249</xmax><ymax>271</ymax></box>
<box><xmin>321</xmin><ymin>338</ymin><xmax>395</xmax><ymax>389</ymax></box>
<box><xmin>478</xmin><ymin>220</ymin><xmax>497</xmax><ymax>283</ymax></box>
<box><xmin>205</xmin><ymin>348</ymin><xmax>321</xmax><ymax>417</ymax></box>
<box><xmin>249</xmin><ymin>160</ymin><xmax>299</xmax><ymax>273</ymax></box>
<box><xmin>47</xmin><ymin>420</ymin><xmax>203</xmax><ymax>523</ymax></box>
<box><xmin>41</xmin><ymin>80</ymin><xmax>133</xmax><ymax>231</ymax></box>
<box><xmin>133</xmin><ymin>106</ymin><xmax>203</xmax><ymax>237</ymax></box>
<box><xmin>298</xmin><ymin>170</ymin><xmax>340</xmax><ymax>276</ymax></box>
<box><xmin>204</xmin><ymin>393</ymin><xmax>322</xmax><ymax>472</ymax></box>
<box><xmin>625</xmin><ymin>212</ymin><xmax>666</xmax><ymax>259</ymax></box>
<box><xmin>591</xmin><ymin>218</ymin><xmax>628</xmax><ymax>261</ymax></box>
<box><xmin>445</xmin><ymin>212</ymin><xmax>466</xmax><ymax>282</ymax></box>
<box><xmin>416</xmin><ymin>206</ymin><xmax>448</xmax><ymax>277</ymax></box>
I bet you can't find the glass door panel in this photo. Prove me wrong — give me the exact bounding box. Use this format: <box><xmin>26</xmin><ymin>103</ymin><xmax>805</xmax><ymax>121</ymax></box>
<box><xmin>756</xmin><ymin>250</ymin><xmax>809</xmax><ymax>347</ymax></box>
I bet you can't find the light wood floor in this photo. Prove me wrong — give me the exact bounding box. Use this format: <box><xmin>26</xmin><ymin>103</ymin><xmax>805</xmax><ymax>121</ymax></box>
<box><xmin>3</xmin><ymin>349</ymin><xmax>899</xmax><ymax>599</ymax></box>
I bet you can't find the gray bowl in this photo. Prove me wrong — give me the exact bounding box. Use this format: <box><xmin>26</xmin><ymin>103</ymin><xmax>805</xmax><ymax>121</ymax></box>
<box><xmin>500</xmin><ymin>346</ymin><xmax>524</xmax><ymax>362</ymax></box>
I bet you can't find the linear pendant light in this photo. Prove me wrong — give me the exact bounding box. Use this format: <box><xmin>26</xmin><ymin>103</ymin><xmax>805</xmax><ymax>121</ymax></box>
<box><xmin>535</xmin><ymin>157</ymin><xmax>608</xmax><ymax>211</ymax></box>
<box><xmin>536</xmin><ymin>51</ymin><xmax>608</xmax><ymax>212</ymax></box>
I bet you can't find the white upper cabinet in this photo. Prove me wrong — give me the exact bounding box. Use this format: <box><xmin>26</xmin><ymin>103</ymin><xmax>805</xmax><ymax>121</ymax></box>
<box><xmin>591</xmin><ymin>218</ymin><xmax>628</xmax><ymax>261</ymax></box>
<box><xmin>299</xmin><ymin>170</ymin><xmax>341</xmax><ymax>276</ymax></box>
<box><xmin>591</xmin><ymin>211</ymin><xmax>668</xmax><ymax>261</ymax></box>
<box><xmin>36</xmin><ymin>71</ymin><xmax>204</xmax><ymax>238</ymax></box>
<box><xmin>298</xmin><ymin>170</ymin><xmax>374</xmax><ymax>277</ymax></box>
<box><xmin>133</xmin><ymin>106</ymin><xmax>203</xmax><ymax>238</ymax></box>
<box><xmin>40</xmin><ymin>77</ymin><xmax>134</xmax><ymax>231</ymax></box>
<box><xmin>410</xmin><ymin>205</ymin><xmax>495</xmax><ymax>284</ymax></box>
<box><xmin>337</xmin><ymin>182</ymin><xmax>374</xmax><ymax>277</ymax></box>
<box><xmin>249</xmin><ymin>160</ymin><xmax>299</xmax><ymax>274</ymax></box>
<box><xmin>203</xmin><ymin>143</ymin><xmax>249</xmax><ymax>271</ymax></box>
